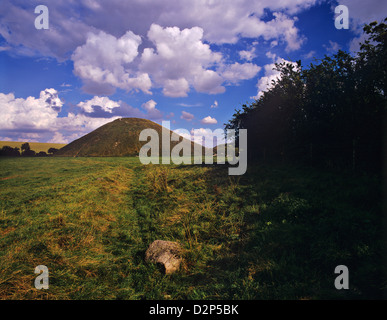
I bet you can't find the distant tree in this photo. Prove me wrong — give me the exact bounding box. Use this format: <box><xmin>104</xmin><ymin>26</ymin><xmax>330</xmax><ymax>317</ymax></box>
<box><xmin>21</xmin><ymin>143</ymin><xmax>36</xmax><ymax>157</ymax></box>
<box><xmin>36</xmin><ymin>151</ymin><xmax>48</xmax><ymax>157</ymax></box>
<box><xmin>48</xmin><ymin>147</ymin><xmax>59</xmax><ymax>155</ymax></box>
<box><xmin>23</xmin><ymin>149</ymin><xmax>36</xmax><ymax>157</ymax></box>
<box><xmin>21</xmin><ymin>142</ymin><xmax>30</xmax><ymax>153</ymax></box>
<box><xmin>0</xmin><ymin>146</ymin><xmax>21</xmax><ymax>156</ymax></box>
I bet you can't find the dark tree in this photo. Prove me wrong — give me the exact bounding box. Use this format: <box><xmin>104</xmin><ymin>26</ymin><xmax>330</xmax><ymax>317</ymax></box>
<box><xmin>21</xmin><ymin>142</ymin><xmax>30</xmax><ymax>152</ymax></box>
<box><xmin>21</xmin><ymin>143</ymin><xmax>36</xmax><ymax>157</ymax></box>
<box><xmin>36</xmin><ymin>151</ymin><xmax>48</xmax><ymax>157</ymax></box>
<box><xmin>0</xmin><ymin>146</ymin><xmax>21</xmax><ymax>156</ymax></box>
<box><xmin>225</xmin><ymin>18</ymin><xmax>387</xmax><ymax>172</ymax></box>
<box><xmin>48</xmin><ymin>147</ymin><xmax>59</xmax><ymax>155</ymax></box>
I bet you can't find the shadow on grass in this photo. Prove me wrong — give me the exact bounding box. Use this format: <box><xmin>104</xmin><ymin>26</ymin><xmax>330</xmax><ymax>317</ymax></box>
<box><xmin>190</xmin><ymin>163</ymin><xmax>385</xmax><ymax>300</ymax></box>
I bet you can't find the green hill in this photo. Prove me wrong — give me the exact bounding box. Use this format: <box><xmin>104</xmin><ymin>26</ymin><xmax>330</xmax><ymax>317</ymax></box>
<box><xmin>56</xmin><ymin>117</ymin><xmax>204</xmax><ymax>157</ymax></box>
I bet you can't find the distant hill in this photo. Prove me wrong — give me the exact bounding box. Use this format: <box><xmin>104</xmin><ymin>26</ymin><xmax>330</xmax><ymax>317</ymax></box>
<box><xmin>0</xmin><ymin>141</ymin><xmax>66</xmax><ymax>153</ymax></box>
<box><xmin>56</xmin><ymin>117</ymin><xmax>204</xmax><ymax>157</ymax></box>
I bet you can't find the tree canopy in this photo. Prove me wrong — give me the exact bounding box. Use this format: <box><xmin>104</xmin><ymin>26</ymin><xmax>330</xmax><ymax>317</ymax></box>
<box><xmin>226</xmin><ymin>18</ymin><xmax>387</xmax><ymax>172</ymax></box>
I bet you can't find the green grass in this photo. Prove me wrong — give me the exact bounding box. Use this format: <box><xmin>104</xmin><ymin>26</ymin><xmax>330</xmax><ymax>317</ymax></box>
<box><xmin>0</xmin><ymin>157</ymin><xmax>384</xmax><ymax>299</ymax></box>
<box><xmin>0</xmin><ymin>141</ymin><xmax>66</xmax><ymax>153</ymax></box>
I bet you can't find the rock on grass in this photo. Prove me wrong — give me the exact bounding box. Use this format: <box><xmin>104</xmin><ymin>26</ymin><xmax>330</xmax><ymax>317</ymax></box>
<box><xmin>145</xmin><ymin>240</ymin><xmax>182</xmax><ymax>274</ymax></box>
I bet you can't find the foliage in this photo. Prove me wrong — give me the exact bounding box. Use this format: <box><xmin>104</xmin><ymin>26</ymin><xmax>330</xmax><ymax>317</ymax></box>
<box><xmin>0</xmin><ymin>146</ymin><xmax>20</xmax><ymax>157</ymax></box>
<box><xmin>36</xmin><ymin>151</ymin><xmax>48</xmax><ymax>157</ymax></box>
<box><xmin>48</xmin><ymin>148</ymin><xmax>59</xmax><ymax>155</ymax></box>
<box><xmin>21</xmin><ymin>143</ymin><xmax>36</xmax><ymax>157</ymax></box>
<box><xmin>226</xmin><ymin>18</ymin><xmax>387</xmax><ymax>172</ymax></box>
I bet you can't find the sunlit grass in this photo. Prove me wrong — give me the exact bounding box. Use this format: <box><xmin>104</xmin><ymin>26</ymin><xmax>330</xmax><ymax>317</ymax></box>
<box><xmin>0</xmin><ymin>157</ymin><xmax>383</xmax><ymax>299</ymax></box>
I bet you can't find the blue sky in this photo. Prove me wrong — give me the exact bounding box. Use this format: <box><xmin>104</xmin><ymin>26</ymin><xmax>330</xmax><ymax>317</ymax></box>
<box><xmin>0</xmin><ymin>0</ymin><xmax>386</xmax><ymax>145</ymax></box>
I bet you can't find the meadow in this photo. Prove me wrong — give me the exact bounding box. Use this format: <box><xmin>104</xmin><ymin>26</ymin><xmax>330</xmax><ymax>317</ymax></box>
<box><xmin>0</xmin><ymin>157</ymin><xmax>383</xmax><ymax>299</ymax></box>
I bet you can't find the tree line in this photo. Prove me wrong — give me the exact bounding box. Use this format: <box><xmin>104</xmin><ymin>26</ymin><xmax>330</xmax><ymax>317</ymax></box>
<box><xmin>226</xmin><ymin>18</ymin><xmax>387</xmax><ymax>172</ymax></box>
<box><xmin>0</xmin><ymin>142</ymin><xmax>59</xmax><ymax>157</ymax></box>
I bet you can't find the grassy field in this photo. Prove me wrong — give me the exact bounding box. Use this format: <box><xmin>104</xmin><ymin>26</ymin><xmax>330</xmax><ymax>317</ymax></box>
<box><xmin>0</xmin><ymin>157</ymin><xmax>384</xmax><ymax>299</ymax></box>
<box><xmin>0</xmin><ymin>141</ymin><xmax>66</xmax><ymax>153</ymax></box>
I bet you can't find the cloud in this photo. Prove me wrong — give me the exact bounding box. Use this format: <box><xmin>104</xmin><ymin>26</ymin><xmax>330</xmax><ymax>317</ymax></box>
<box><xmin>336</xmin><ymin>0</ymin><xmax>387</xmax><ymax>27</ymax></box>
<box><xmin>156</xmin><ymin>0</ymin><xmax>314</xmax><ymax>46</ymax></box>
<box><xmin>189</xmin><ymin>128</ymin><xmax>225</xmax><ymax>147</ymax></box>
<box><xmin>220</xmin><ymin>62</ymin><xmax>261</xmax><ymax>84</ymax></box>
<box><xmin>172</xmin><ymin>128</ymin><xmax>192</xmax><ymax>142</ymax></box>
<box><xmin>239</xmin><ymin>48</ymin><xmax>257</xmax><ymax>61</ymax></box>
<box><xmin>76</xmin><ymin>96</ymin><xmax>145</xmax><ymax>119</ymax></box>
<box><xmin>54</xmin><ymin>113</ymin><xmax>121</xmax><ymax>143</ymax></box>
<box><xmin>180</xmin><ymin>111</ymin><xmax>195</xmax><ymax>121</ymax></box>
<box><xmin>165</xmin><ymin>112</ymin><xmax>174</xmax><ymax>119</ymax></box>
<box><xmin>266</xmin><ymin>51</ymin><xmax>277</xmax><ymax>60</ymax></box>
<box><xmin>177</xmin><ymin>103</ymin><xmax>202</xmax><ymax>107</ymax></box>
<box><xmin>72</xmin><ymin>24</ymin><xmax>260</xmax><ymax>97</ymax></box>
<box><xmin>72</xmin><ymin>30</ymin><xmax>152</xmax><ymax>95</ymax></box>
<box><xmin>0</xmin><ymin>89</ymin><xmax>124</xmax><ymax>143</ymax></box>
<box><xmin>334</xmin><ymin>0</ymin><xmax>387</xmax><ymax>53</ymax></box>
<box><xmin>211</xmin><ymin>100</ymin><xmax>218</xmax><ymax>108</ymax></box>
<box><xmin>0</xmin><ymin>89</ymin><xmax>166</xmax><ymax>143</ymax></box>
<box><xmin>324</xmin><ymin>40</ymin><xmax>341</xmax><ymax>53</ymax></box>
<box><xmin>0</xmin><ymin>1</ymin><xmax>315</xmax><ymax>59</ymax></box>
<box><xmin>141</xmin><ymin>99</ymin><xmax>157</xmax><ymax>112</ymax></box>
<box><xmin>255</xmin><ymin>64</ymin><xmax>280</xmax><ymax>99</ymax></box>
<box><xmin>201</xmin><ymin>116</ymin><xmax>218</xmax><ymax>124</ymax></box>
<box><xmin>48</xmin><ymin>132</ymin><xmax>78</xmax><ymax>144</ymax></box>
<box><xmin>0</xmin><ymin>1</ymin><xmax>323</xmax><ymax>103</ymax></box>
<box><xmin>141</xmin><ymin>99</ymin><xmax>163</xmax><ymax>120</ymax></box>
<box><xmin>0</xmin><ymin>1</ymin><xmax>314</xmax><ymax>98</ymax></box>
<box><xmin>1</xmin><ymin>1</ymin><xmax>313</xmax><ymax>86</ymax></box>
<box><xmin>77</xmin><ymin>96</ymin><xmax>120</xmax><ymax>114</ymax></box>
<box><xmin>349</xmin><ymin>33</ymin><xmax>367</xmax><ymax>54</ymax></box>
<box><xmin>162</xmin><ymin>78</ymin><xmax>190</xmax><ymax>98</ymax></box>
<box><xmin>303</xmin><ymin>50</ymin><xmax>317</xmax><ymax>59</ymax></box>
<box><xmin>0</xmin><ymin>89</ymin><xmax>62</xmax><ymax>132</ymax></box>
<box><xmin>193</xmin><ymin>70</ymin><xmax>225</xmax><ymax>95</ymax></box>
<box><xmin>253</xmin><ymin>12</ymin><xmax>306</xmax><ymax>52</ymax></box>
<box><xmin>140</xmin><ymin>24</ymin><xmax>225</xmax><ymax>97</ymax></box>
<box><xmin>0</xmin><ymin>0</ymin><xmax>96</xmax><ymax>60</ymax></box>
<box><xmin>0</xmin><ymin>46</ymin><xmax>11</xmax><ymax>52</ymax></box>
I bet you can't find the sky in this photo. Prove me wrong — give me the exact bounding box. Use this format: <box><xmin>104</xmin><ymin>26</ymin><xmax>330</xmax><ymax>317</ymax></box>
<box><xmin>0</xmin><ymin>0</ymin><xmax>386</xmax><ymax>146</ymax></box>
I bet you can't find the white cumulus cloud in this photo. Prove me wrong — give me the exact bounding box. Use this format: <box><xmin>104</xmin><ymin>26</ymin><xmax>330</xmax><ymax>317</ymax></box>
<box><xmin>0</xmin><ymin>0</ymin><xmax>316</xmax><ymax>61</ymax></box>
<box><xmin>77</xmin><ymin>96</ymin><xmax>120</xmax><ymax>113</ymax></box>
<box><xmin>141</xmin><ymin>99</ymin><xmax>163</xmax><ymax>120</ymax></box>
<box><xmin>140</xmin><ymin>24</ymin><xmax>225</xmax><ymax>97</ymax></box>
<box><xmin>190</xmin><ymin>128</ymin><xmax>225</xmax><ymax>147</ymax></box>
<box><xmin>72</xmin><ymin>30</ymin><xmax>152</xmax><ymax>95</ymax></box>
<box><xmin>0</xmin><ymin>89</ymin><xmax>62</xmax><ymax>131</ymax></box>
<box><xmin>201</xmin><ymin>116</ymin><xmax>218</xmax><ymax>124</ymax></box>
<box><xmin>239</xmin><ymin>48</ymin><xmax>257</xmax><ymax>61</ymax></box>
<box><xmin>220</xmin><ymin>62</ymin><xmax>261</xmax><ymax>84</ymax></box>
<box><xmin>0</xmin><ymin>89</ymin><xmax>166</xmax><ymax>143</ymax></box>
